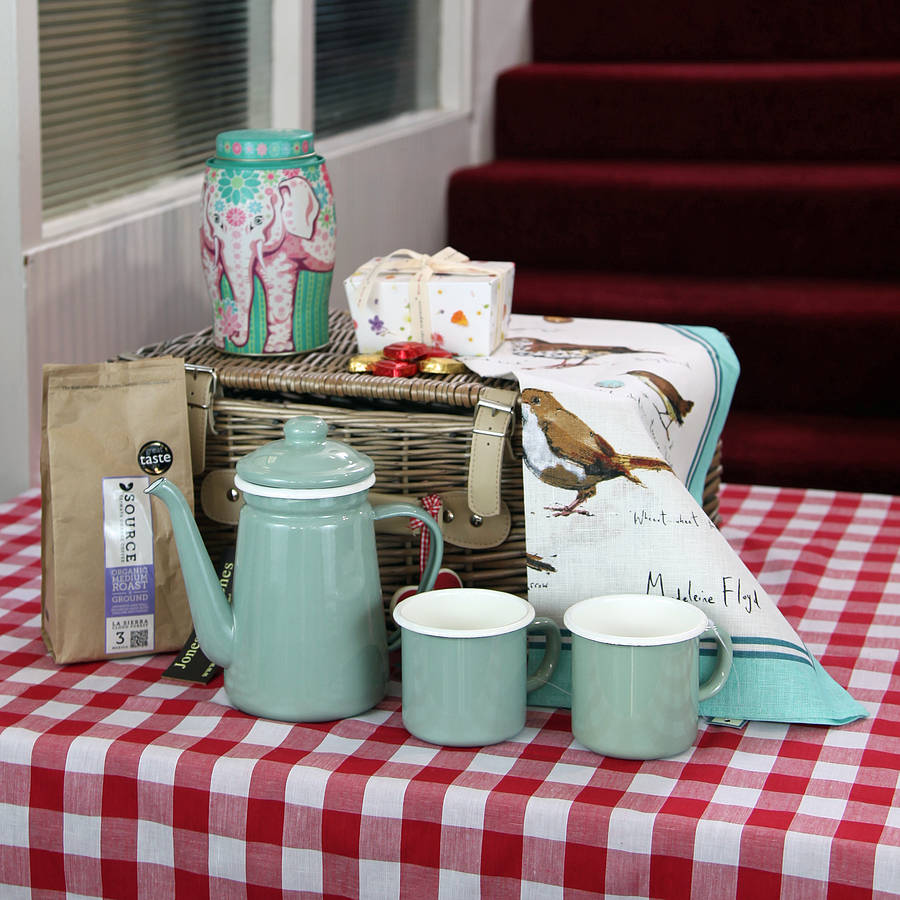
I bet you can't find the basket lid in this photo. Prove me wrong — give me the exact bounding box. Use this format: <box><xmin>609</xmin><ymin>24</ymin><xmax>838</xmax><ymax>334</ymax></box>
<box><xmin>215</xmin><ymin>129</ymin><xmax>315</xmax><ymax>163</ymax></box>
<box><xmin>235</xmin><ymin>416</ymin><xmax>374</xmax><ymax>497</ymax></box>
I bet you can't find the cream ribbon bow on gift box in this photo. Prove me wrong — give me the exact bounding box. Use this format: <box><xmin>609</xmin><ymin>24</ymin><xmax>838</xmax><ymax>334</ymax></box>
<box><xmin>354</xmin><ymin>247</ymin><xmax>509</xmax><ymax>345</ymax></box>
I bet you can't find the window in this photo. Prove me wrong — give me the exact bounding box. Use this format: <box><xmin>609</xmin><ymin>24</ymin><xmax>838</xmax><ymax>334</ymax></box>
<box><xmin>315</xmin><ymin>0</ymin><xmax>439</xmax><ymax>137</ymax></box>
<box><xmin>38</xmin><ymin>1</ymin><xmax>271</xmax><ymax>217</ymax></box>
<box><xmin>36</xmin><ymin>0</ymin><xmax>442</xmax><ymax>220</ymax></box>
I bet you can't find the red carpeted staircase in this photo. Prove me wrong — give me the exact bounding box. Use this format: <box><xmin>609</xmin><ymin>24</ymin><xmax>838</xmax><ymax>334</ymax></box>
<box><xmin>447</xmin><ymin>0</ymin><xmax>900</xmax><ymax>494</ymax></box>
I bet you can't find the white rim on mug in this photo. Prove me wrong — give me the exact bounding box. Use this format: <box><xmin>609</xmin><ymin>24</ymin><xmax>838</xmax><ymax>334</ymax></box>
<box><xmin>564</xmin><ymin>594</ymin><xmax>710</xmax><ymax>646</ymax></box>
<box><xmin>393</xmin><ymin>589</ymin><xmax>535</xmax><ymax>638</ymax></box>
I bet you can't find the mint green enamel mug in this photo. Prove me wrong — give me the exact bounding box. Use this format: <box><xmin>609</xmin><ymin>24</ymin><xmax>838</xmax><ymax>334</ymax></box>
<box><xmin>393</xmin><ymin>589</ymin><xmax>561</xmax><ymax>746</ymax></box>
<box><xmin>565</xmin><ymin>594</ymin><xmax>733</xmax><ymax>759</ymax></box>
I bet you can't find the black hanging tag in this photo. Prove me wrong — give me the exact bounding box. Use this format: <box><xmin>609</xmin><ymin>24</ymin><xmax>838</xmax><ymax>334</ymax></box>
<box><xmin>161</xmin><ymin>546</ymin><xmax>234</xmax><ymax>683</ymax></box>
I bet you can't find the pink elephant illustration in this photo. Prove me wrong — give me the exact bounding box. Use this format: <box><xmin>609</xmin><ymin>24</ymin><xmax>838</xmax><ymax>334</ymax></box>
<box><xmin>201</xmin><ymin>172</ymin><xmax>334</xmax><ymax>353</ymax></box>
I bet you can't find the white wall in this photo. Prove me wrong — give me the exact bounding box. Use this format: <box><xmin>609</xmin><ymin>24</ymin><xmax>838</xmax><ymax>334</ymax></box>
<box><xmin>323</xmin><ymin>114</ymin><xmax>474</xmax><ymax>299</ymax></box>
<box><xmin>470</xmin><ymin>0</ymin><xmax>532</xmax><ymax>161</ymax></box>
<box><xmin>1</xmin><ymin>0</ymin><xmax>531</xmax><ymax>502</ymax></box>
<box><xmin>0</xmin><ymin>2</ymin><xmax>30</xmax><ymax>501</ymax></box>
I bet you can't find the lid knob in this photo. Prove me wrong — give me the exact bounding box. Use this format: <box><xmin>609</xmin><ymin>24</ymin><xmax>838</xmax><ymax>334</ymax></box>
<box><xmin>284</xmin><ymin>416</ymin><xmax>327</xmax><ymax>446</ymax></box>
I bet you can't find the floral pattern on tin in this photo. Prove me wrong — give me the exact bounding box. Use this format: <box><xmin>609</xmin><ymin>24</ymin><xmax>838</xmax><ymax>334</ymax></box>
<box><xmin>217</xmin><ymin>170</ymin><xmax>262</xmax><ymax>205</ymax></box>
<box><xmin>201</xmin><ymin>160</ymin><xmax>336</xmax><ymax>354</ymax></box>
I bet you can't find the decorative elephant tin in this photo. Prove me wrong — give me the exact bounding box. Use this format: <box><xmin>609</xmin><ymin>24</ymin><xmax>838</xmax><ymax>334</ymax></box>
<box><xmin>201</xmin><ymin>129</ymin><xmax>336</xmax><ymax>355</ymax></box>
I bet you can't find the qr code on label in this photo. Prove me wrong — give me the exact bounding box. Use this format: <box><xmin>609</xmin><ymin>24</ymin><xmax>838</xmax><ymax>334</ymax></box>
<box><xmin>130</xmin><ymin>629</ymin><xmax>149</xmax><ymax>649</ymax></box>
<box><xmin>106</xmin><ymin>615</ymin><xmax>155</xmax><ymax>655</ymax></box>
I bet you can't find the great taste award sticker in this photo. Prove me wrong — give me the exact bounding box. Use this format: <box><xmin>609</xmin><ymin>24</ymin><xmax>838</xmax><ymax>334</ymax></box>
<box><xmin>102</xmin><ymin>476</ymin><xmax>155</xmax><ymax>654</ymax></box>
<box><xmin>138</xmin><ymin>440</ymin><xmax>174</xmax><ymax>475</ymax></box>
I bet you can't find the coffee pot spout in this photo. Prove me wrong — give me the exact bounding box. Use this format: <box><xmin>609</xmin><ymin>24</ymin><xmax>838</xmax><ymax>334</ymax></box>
<box><xmin>145</xmin><ymin>478</ymin><xmax>234</xmax><ymax>667</ymax></box>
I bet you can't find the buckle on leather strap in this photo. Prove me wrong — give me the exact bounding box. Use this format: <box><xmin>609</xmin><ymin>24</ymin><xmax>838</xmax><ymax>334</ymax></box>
<box><xmin>184</xmin><ymin>364</ymin><xmax>219</xmax><ymax>475</ymax></box>
<box><xmin>476</xmin><ymin>395</ymin><xmax>515</xmax><ymax>414</ymax></box>
<box><xmin>467</xmin><ymin>388</ymin><xmax>518</xmax><ymax>520</ymax></box>
<box><xmin>185</xmin><ymin>364</ymin><xmax>218</xmax><ymax>434</ymax></box>
<box><xmin>472</xmin><ymin>393</ymin><xmax>515</xmax><ymax>437</ymax></box>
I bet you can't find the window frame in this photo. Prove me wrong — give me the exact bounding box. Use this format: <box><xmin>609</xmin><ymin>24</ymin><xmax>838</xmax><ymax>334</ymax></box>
<box><xmin>18</xmin><ymin>0</ymin><xmax>473</xmax><ymax>251</ymax></box>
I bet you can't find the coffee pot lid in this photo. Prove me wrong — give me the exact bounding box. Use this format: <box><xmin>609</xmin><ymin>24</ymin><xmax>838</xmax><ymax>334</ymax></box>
<box><xmin>235</xmin><ymin>416</ymin><xmax>375</xmax><ymax>498</ymax></box>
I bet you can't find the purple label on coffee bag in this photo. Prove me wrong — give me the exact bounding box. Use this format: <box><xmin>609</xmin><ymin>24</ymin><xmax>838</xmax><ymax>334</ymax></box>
<box><xmin>105</xmin><ymin>565</ymin><xmax>155</xmax><ymax>616</ymax></box>
<box><xmin>102</xmin><ymin>476</ymin><xmax>155</xmax><ymax>653</ymax></box>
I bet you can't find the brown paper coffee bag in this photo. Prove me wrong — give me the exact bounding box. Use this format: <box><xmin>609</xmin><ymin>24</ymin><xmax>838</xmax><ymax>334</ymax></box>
<box><xmin>41</xmin><ymin>357</ymin><xmax>194</xmax><ymax>663</ymax></box>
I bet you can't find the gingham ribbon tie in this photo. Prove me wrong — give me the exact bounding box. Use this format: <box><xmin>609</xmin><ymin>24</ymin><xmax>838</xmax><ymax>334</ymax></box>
<box><xmin>410</xmin><ymin>493</ymin><xmax>443</xmax><ymax>579</ymax></box>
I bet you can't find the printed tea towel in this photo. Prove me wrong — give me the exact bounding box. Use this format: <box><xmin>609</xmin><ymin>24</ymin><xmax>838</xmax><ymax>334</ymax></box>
<box><xmin>462</xmin><ymin>314</ymin><xmax>867</xmax><ymax>725</ymax></box>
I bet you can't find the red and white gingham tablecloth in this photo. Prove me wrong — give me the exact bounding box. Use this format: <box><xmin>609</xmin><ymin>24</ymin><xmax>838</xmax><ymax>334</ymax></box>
<box><xmin>0</xmin><ymin>484</ymin><xmax>898</xmax><ymax>898</ymax></box>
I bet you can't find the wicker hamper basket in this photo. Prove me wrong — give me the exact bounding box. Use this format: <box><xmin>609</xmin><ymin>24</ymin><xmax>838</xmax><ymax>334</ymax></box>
<box><xmin>133</xmin><ymin>311</ymin><xmax>723</xmax><ymax>605</ymax></box>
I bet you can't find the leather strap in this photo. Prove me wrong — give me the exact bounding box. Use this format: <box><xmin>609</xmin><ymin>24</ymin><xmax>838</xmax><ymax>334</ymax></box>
<box><xmin>200</xmin><ymin>478</ymin><xmax>454</xmax><ymax>539</ymax></box>
<box><xmin>185</xmin><ymin>366</ymin><xmax>217</xmax><ymax>476</ymax></box>
<box><xmin>440</xmin><ymin>489</ymin><xmax>511</xmax><ymax>549</ymax></box>
<box><xmin>467</xmin><ymin>387</ymin><xmax>518</xmax><ymax>518</ymax></box>
<box><xmin>197</xmin><ymin>386</ymin><xmax>520</xmax><ymax>549</ymax></box>
<box><xmin>197</xmin><ymin>474</ymin><xmax>430</xmax><ymax>528</ymax></box>
<box><xmin>198</xmin><ymin>473</ymin><xmax>512</xmax><ymax>549</ymax></box>
<box><xmin>200</xmin><ymin>468</ymin><xmax>243</xmax><ymax>524</ymax></box>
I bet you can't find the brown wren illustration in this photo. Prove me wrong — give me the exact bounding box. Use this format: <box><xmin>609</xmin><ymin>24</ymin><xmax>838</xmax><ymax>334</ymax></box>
<box><xmin>520</xmin><ymin>388</ymin><xmax>673</xmax><ymax>516</ymax></box>
<box><xmin>627</xmin><ymin>370</ymin><xmax>694</xmax><ymax>425</ymax></box>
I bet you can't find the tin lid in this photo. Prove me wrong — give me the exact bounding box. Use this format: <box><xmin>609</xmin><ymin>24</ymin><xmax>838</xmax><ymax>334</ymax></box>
<box><xmin>235</xmin><ymin>416</ymin><xmax>374</xmax><ymax>498</ymax></box>
<box><xmin>215</xmin><ymin>129</ymin><xmax>315</xmax><ymax>163</ymax></box>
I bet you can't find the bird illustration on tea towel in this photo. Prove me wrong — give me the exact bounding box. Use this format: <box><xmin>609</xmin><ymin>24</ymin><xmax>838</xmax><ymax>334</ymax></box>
<box><xmin>511</xmin><ymin>337</ymin><xmax>662</xmax><ymax>368</ymax></box>
<box><xmin>627</xmin><ymin>370</ymin><xmax>694</xmax><ymax>425</ymax></box>
<box><xmin>520</xmin><ymin>388</ymin><xmax>673</xmax><ymax>517</ymax></box>
<box><xmin>626</xmin><ymin>369</ymin><xmax>695</xmax><ymax>439</ymax></box>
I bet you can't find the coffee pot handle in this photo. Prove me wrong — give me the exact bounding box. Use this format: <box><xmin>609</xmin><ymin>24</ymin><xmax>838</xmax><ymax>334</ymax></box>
<box><xmin>373</xmin><ymin>502</ymin><xmax>444</xmax><ymax>650</ymax></box>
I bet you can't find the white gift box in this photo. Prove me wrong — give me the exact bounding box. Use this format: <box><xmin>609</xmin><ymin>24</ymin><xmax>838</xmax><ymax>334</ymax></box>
<box><xmin>344</xmin><ymin>247</ymin><xmax>515</xmax><ymax>356</ymax></box>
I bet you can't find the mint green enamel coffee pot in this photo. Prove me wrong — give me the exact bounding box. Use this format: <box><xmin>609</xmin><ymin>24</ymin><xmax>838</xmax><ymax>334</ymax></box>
<box><xmin>146</xmin><ymin>416</ymin><xmax>442</xmax><ymax>722</ymax></box>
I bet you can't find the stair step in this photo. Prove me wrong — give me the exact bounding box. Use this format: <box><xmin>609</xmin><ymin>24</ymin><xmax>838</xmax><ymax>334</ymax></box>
<box><xmin>532</xmin><ymin>0</ymin><xmax>900</xmax><ymax>62</ymax></box>
<box><xmin>496</xmin><ymin>61</ymin><xmax>900</xmax><ymax>161</ymax></box>
<box><xmin>447</xmin><ymin>159</ymin><xmax>900</xmax><ymax>278</ymax></box>
<box><xmin>508</xmin><ymin>269</ymin><xmax>900</xmax><ymax>417</ymax></box>
<box><xmin>722</xmin><ymin>410</ymin><xmax>900</xmax><ymax>494</ymax></box>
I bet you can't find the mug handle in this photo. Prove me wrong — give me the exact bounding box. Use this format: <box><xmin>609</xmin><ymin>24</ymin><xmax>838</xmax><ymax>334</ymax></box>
<box><xmin>698</xmin><ymin>623</ymin><xmax>733</xmax><ymax>701</ymax></box>
<box><xmin>373</xmin><ymin>502</ymin><xmax>444</xmax><ymax>651</ymax></box>
<box><xmin>525</xmin><ymin>618</ymin><xmax>562</xmax><ymax>693</ymax></box>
